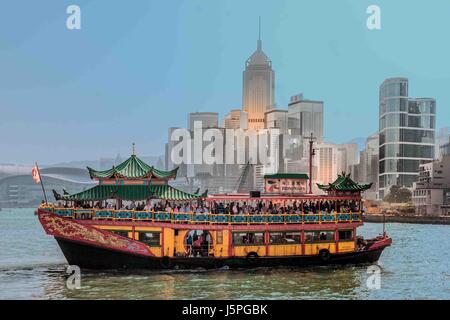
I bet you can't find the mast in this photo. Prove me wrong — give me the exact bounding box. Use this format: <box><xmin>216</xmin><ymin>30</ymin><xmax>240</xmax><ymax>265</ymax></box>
<box><xmin>307</xmin><ymin>133</ymin><xmax>316</xmax><ymax>194</ymax></box>
<box><xmin>35</xmin><ymin>162</ymin><xmax>48</xmax><ymax>204</ymax></box>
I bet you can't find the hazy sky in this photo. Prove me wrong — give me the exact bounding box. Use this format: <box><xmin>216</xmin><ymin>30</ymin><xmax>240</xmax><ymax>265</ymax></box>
<box><xmin>1</xmin><ymin>0</ymin><xmax>450</xmax><ymax>165</ymax></box>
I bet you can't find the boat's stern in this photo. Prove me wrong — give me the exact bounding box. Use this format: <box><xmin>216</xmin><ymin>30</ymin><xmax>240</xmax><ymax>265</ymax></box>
<box><xmin>367</xmin><ymin>234</ymin><xmax>392</xmax><ymax>251</ymax></box>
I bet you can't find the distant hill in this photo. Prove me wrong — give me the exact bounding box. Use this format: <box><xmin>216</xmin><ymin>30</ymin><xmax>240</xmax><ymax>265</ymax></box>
<box><xmin>0</xmin><ymin>164</ymin><xmax>32</xmax><ymax>178</ymax></box>
<box><xmin>44</xmin><ymin>155</ymin><xmax>165</xmax><ymax>169</ymax></box>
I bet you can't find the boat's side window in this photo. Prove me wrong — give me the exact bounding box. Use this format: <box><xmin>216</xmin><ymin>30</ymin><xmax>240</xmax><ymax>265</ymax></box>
<box><xmin>338</xmin><ymin>230</ymin><xmax>354</xmax><ymax>241</ymax></box>
<box><xmin>232</xmin><ymin>232</ymin><xmax>264</xmax><ymax>245</ymax></box>
<box><xmin>216</xmin><ymin>231</ymin><xmax>223</xmax><ymax>244</ymax></box>
<box><xmin>139</xmin><ymin>232</ymin><xmax>161</xmax><ymax>246</ymax></box>
<box><xmin>109</xmin><ymin>230</ymin><xmax>129</xmax><ymax>238</ymax></box>
<box><xmin>304</xmin><ymin>230</ymin><xmax>335</xmax><ymax>242</ymax></box>
<box><xmin>269</xmin><ymin>232</ymin><xmax>301</xmax><ymax>244</ymax></box>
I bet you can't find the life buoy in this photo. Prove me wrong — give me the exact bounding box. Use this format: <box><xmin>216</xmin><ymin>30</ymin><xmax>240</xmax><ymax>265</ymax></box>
<box><xmin>160</xmin><ymin>256</ymin><xmax>172</xmax><ymax>269</ymax></box>
<box><xmin>319</xmin><ymin>249</ymin><xmax>331</xmax><ymax>262</ymax></box>
<box><xmin>246</xmin><ymin>252</ymin><xmax>259</xmax><ymax>265</ymax></box>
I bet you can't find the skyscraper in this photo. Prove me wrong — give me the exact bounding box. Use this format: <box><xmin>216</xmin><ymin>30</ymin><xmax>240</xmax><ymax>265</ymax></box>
<box><xmin>378</xmin><ymin>77</ymin><xmax>436</xmax><ymax>199</ymax></box>
<box><xmin>242</xmin><ymin>22</ymin><xmax>275</xmax><ymax>130</ymax></box>
<box><xmin>288</xmin><ymin>94</ymin><xmax>324</xmax><ymax>143</ymax></box>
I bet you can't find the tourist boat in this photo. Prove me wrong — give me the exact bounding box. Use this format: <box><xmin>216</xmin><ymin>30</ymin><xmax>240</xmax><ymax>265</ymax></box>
<box><xmin>36</xmin><ymin>153</ymin><xmax>392</xmax><ymax>270</ymax></box>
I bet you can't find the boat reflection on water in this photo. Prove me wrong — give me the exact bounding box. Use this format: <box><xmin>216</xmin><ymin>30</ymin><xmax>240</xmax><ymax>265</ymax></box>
<box><xmin>39</xmin><ymin>265</ymin><xmax>368</xmax><ymax>300</ymax></box>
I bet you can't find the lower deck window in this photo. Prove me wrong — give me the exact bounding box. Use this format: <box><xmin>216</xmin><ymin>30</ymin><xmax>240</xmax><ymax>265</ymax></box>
<box><xmin>139</xmin><ymin>232</ymin><xmax>161</xmax><ymax>246</ymax></box>
<box><xmin>338</xmin><ymin>230</ymin><xmax>354</xmax><ymax>241</ymax></box>
<box><xmin>232</xmin><ymin>232</ymin><xmax>264</xmax><ymax>245</ymax></box>
<box><xmin>305</xmin><ymin>230</ymin><xmax>335</xmax><ymax>242</ymax></box>
<box><xmin>269</xmin><ymin>232</ymin><xmax>301</xmax><ymax>244</ymax></box>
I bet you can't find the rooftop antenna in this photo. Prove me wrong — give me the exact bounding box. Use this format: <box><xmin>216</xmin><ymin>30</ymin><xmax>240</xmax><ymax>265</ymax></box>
<box><xmin>132</xmin><ymin>142</ymin><xmax>135</xmax><ymax>155</ymax></box>
<box><xmin>257</xmin><ymin>16</ymin><xmax>262</xmax><ymax>50</ymax></box>
<box><xmin>307</xmin><ymin>132</ymin><xmax>317</xmax><ymax>194</ymax></box>
<box><xmin>259</xmin><ymin>16</ymin><xmax>261</xmax><ymax>41</ymax></box>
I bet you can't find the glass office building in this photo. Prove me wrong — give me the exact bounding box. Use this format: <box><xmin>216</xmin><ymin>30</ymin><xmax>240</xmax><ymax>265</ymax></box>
<box><xmin>378</xmin><ymin>78</ymin><xmax>436</xmax><ymax>199</ymax></box>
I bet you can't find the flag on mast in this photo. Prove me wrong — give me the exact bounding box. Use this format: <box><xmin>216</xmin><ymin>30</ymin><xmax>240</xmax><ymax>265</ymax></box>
<box><xmin>32</xmin><ymin>166</ymin><xmax>41</xmax><ymax>183</ymax></box>
<box><xmin>32</xmin><ymin>163</ymin><xmax>48</xmax><ymax>204</ymax></box>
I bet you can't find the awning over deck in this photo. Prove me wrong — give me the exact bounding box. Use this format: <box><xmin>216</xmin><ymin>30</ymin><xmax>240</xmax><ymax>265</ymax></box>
<box><xmin>53</xmin><ymin>184</ymin><xmax>207</xmax><ymax>201</ymax></box>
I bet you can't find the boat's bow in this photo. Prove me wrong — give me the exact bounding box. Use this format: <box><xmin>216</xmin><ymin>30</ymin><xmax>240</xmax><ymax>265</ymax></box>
<box><xmin>37</xmin><ymin>209</ymin><xmax>154</xmax><ymax>258</ymax></box>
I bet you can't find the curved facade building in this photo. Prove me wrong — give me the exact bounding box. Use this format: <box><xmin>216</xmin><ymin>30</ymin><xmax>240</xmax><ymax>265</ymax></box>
<box><xmin>378</xmin><ymin>78</ymin><xmax>436</xmax><ymax>199</ymax></box>
<box><xmin>0</xmin><ymin>167</ymin><xmax>94</xmax><ymax>208</ymax></box>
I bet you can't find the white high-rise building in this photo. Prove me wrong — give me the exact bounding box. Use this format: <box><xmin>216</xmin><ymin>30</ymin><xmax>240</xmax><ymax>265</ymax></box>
<box><xmin>314</xmin><ymin>143</ymin><xmax>340</xmax><ymax>186</ymax></box>
<box><xmin>188</xmin><ymin>112</ymin><xmax>218</xmax><ymax>131</ymax></box>
<box><xmin>358</xmin><ymin>133</ymin><xmax>379</xmax><ymax>200</ymax></box>
<box><xmin>288</xmin><ymin>94</ymin><xmax>324</xmax><ymax>142</ymax></box>
<box><xmin>437</xmin><ymin>127</ymin><xmax>450</xmax><ymax>159</ymax></box>
<box><xmin>338</xmin><ymin>143</ymin><xmax>359</xmax><ymax>173</ymax></box>
<box><xmin>242</xmin><ymin>30</ymin><xmax>275</xmax><ymax>130</ymax></box>
<box><xmin>223</xmin><ymin>109</ymin><xmax>248</xmax><ymax>129</ymax></box>
<box><xmin>378</xmin><ymin>78</ymin><xmax>436</xmax><ymax>199</ymax></box>
<box><xmin>265</xmin><ymin>109</ymin><xmax>288</xmax><ymax>134</ymax></box>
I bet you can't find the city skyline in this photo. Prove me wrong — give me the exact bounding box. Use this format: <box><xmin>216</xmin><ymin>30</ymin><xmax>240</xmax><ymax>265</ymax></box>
<box><xmin>2</xmin><ymin>0</ymin><xmax>450</xmax><ymax>165</ymax></box>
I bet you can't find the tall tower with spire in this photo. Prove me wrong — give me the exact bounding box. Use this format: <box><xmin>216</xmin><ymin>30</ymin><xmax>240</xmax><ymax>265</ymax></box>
<box><xmin>242</xmin><ymin>18</ymin><xmax>275</xmax><ymax>130</ymax></box>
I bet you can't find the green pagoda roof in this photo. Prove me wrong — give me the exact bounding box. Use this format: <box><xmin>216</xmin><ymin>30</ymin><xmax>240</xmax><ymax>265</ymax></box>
<box><xmin>53</xmin><ymin>184</ymin><xmax>207</xmax><ymax>202</ymax></box>
<box><xmin>87</xmin><ymin>154</ymin><xmax>178</xmax><ymax>180</ymax></box>
<box><xmin>317</xmin><ymin>172</ymin><xmax>372</xmax><ymax>192</ymax></box>
<box><xmin>264</xmin><ymin>173</ymin><xmax>309</xmax><ymax>180</ymax></box>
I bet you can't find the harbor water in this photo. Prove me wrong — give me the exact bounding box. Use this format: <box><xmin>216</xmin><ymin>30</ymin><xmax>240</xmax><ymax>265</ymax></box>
<box><xmin>0</xmin><ymin>208</ymin><xmax>449</xmax><ymax>299</ymax></box>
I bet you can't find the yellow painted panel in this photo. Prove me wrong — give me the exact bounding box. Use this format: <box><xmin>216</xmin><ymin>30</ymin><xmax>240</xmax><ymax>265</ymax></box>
<box><xmin>268</xmin><ymin>244</ymin><xmax>301</xmax><ymax>256</ymax></box>
<box><xmin>232</xmin><ymin>245</ymin><xmax>265</xmax><ymax>257</ymax></box>
<box><xmin>304</xmin><ymin>243</ymin><xmax>336</xmax><ymax>255</ymax></box>
<box><xmin>163</xmin><ymin>228</ymin><xmax>175</xmax><ymax>257</ymax></box>
<box><xmin>212</xmin><ymin>230</ymin><xmax>228</xmax><ymax>258</ymax></box>
<box><xmin>338</xmin><ymin>241</ymin><xmax>355</xmax><ymax>253</ymax></box>
<box><xmin>149</xmin><ymin>247</ymin><xmax>161</xmax><ymax>257</ymax></box>
<box><xmin>174</xmin><ymin>230</ymin><xmax>189</xmax><ymax>256</ymax></box>
<box><xmin>213</xmin><ymin>230</ymin><xmax>229</xmax><ymax>258</ymax></box>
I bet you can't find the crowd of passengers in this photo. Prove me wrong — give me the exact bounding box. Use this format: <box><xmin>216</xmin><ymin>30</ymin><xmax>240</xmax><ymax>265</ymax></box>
<box><xmin>58</xmin><ymin>199</ymin><xmax>362</xmax><ymax>214</ymax></box>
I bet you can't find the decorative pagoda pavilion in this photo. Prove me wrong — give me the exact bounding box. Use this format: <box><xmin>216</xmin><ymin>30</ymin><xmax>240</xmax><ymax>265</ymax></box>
<box><xmin>53</xmin><ymin>154</ymin><xmax>206</xmax><ymax>205</ymax></box>
<box><xmin>317</xmin><ymin>172</ymin><xmax>372</xmax><ymax>197</ymax></box>
<box><xmin>87</xmin><ymin>154</ymin><xmax>178</xmax><ymax>185</ymax></box>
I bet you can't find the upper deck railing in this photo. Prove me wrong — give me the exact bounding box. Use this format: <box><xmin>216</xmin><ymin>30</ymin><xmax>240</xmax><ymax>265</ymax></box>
<box><xmin>40</xmin><ymin>205</ymin><xmax>363</xmax><ymax>225</ymax></box>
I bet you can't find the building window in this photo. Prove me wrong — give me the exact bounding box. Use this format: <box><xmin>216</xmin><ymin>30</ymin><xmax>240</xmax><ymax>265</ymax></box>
<box><xmin>232</xmin><ymin>232</ymin><xmax>264</xmax><ymax>245</ymax></box>
<box><xmin>269</xmin><ymin>232</ymin><xmax>301</xmax><ymax>244</ymax></box>
<box><xmin>139</xmin><ymin>232</ymin><xmax>161</xmax><ymax>246</ymax></box>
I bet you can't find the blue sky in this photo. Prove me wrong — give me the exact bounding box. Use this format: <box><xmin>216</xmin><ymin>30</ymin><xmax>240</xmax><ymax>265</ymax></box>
<box><xmin>1</xmin><ymin>0</ymin><xmax>449</xmax><ymax>164</ymax></box>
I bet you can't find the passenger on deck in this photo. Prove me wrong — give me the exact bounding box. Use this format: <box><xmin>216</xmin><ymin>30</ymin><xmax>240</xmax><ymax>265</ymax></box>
<box><xmin>193</xmin><ymin>238</ymin><xmax>202</xmax><ymax>257</ymax></box>
<box><xmin>186</xmin><ymin>234</ymin><xmax>193</xmax><ymax>256</ymax></box>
